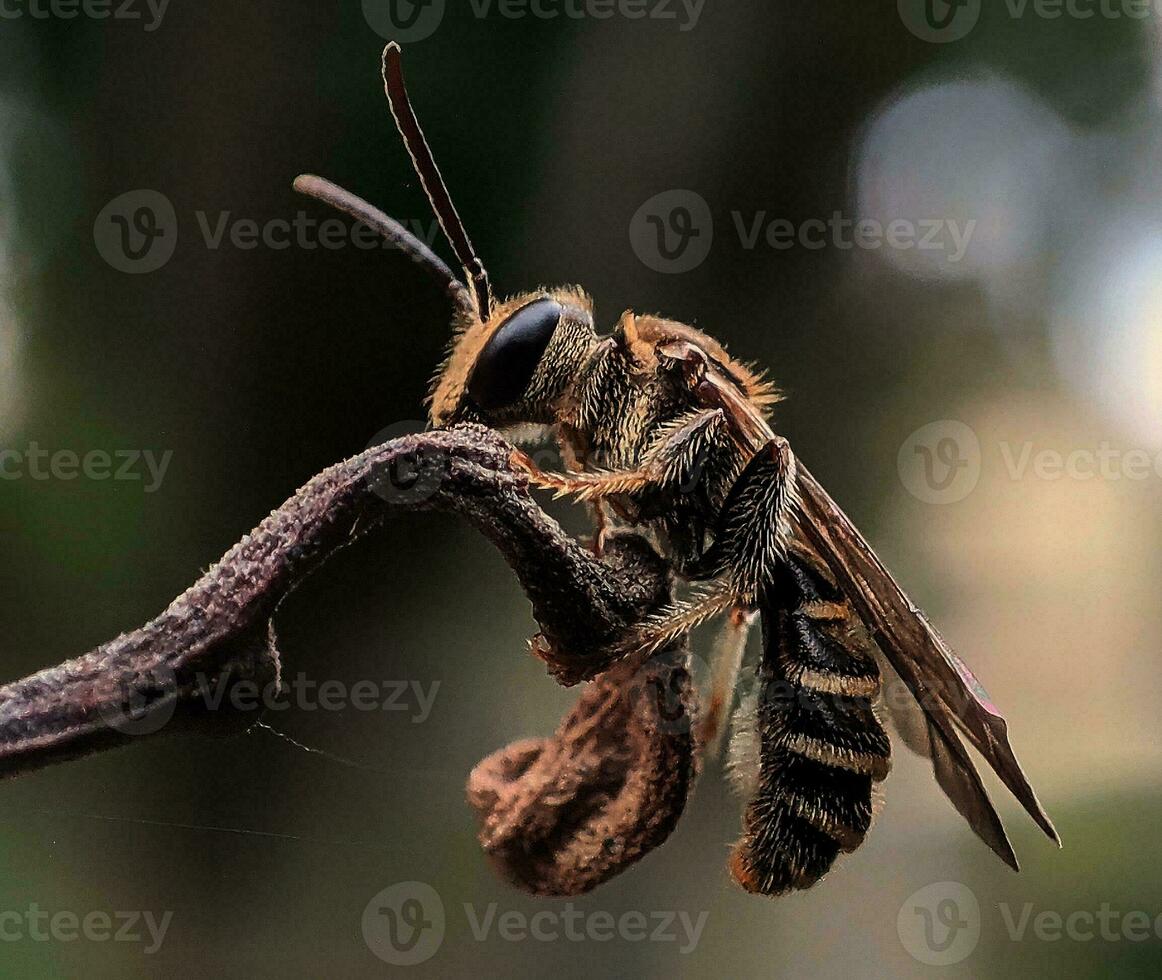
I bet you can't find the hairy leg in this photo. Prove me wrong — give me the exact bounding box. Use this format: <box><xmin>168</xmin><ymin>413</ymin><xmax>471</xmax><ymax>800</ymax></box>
<box><xmin>697</xmin><ymin>606</ymin><xmax>758</xmax><ymax>753</ymax></box>
<box><xmin>514</xmin><ymin>409</ymin><xmax>729</xmax><ymax>502</ymax></box>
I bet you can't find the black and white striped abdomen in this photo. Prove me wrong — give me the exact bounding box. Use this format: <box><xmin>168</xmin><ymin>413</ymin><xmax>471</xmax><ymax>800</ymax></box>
<box><xmin>729</xmin><ymin>547</ymin><xmax>890</xmax><ymax>895</ymax></box>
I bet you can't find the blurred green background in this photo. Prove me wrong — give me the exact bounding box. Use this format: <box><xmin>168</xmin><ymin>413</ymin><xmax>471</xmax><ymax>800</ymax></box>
<box><xmin>1</xmin><ymin>1</ymin><xmax>1161</xmax><ymax>976</ymax></box>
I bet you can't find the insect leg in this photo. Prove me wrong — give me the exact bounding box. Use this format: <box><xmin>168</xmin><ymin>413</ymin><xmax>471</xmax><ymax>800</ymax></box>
<box><xmin>515</xmin><ymin>410</ymin><xmax>728</xmax><ymax>502</ymax></box>
<box><xmin>591</xmin><ymin>501</ymin><xmax>611</xmax><ymax>557</ymax></box>
<box><xmin>614</xmin><ymin>583</ymin><xmax>742</xmax><ymax>659</ymax></box>
<box><xmin>536</xmin><ymin>580</ymin><xmax>743</xmax><ymax>685</ymax></box>
<box><xmin>696</xmin><ymin>605</ymin><xmax>758</xmax><ymax>754</ymax></box>
<box><xmin>696</xmin><ymin>437</ymin><xmax>799</xmax><ymax>601</ymax></box>
<box><xmin>554</xmin><ymin>430</ymin><xmax>612</xmax><ymax>555</ymax></box>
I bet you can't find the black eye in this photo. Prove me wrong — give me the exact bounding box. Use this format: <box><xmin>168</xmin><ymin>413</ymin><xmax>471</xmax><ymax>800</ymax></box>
<box><xmin>467</xmin><ymin>298</ymin><xmax>562</xmax><ymax>411</ymax></box>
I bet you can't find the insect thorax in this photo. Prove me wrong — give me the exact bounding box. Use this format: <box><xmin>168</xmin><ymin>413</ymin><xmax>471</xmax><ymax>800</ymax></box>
<box><xmin>559</xmin><ymin>335</ymin><xmax>747</xmax><ymax>574</ymax></box>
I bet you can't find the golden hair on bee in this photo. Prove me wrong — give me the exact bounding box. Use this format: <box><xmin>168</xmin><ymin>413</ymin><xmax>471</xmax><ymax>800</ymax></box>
<box><xmin>291</xmin><ymin>41</ymin><xmax>1059</xmax><ymax>903</ymax></box>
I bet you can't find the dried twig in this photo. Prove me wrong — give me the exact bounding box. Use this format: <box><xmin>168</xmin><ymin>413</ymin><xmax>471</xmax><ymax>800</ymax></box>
<box><xmin>0</xmin><ymin>424</ymin><xmax>699</xmax><ymax>893</ymax></box>
<box><xmin>468</xmin><ymin>643</ymin><xmax>697</xmax><ymax>896</ymax></box>
<box><xmin>0</xmin><ymin>424</ymin><xmax>678</xmax><ymax>774</ymax></box>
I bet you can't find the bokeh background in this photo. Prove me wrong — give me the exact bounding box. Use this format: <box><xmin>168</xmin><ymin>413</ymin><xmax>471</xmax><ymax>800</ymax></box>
<box><xmin>1</xmin><ymin>1</ymin><xmax>1161</xmax><ymax>976</ymax></box>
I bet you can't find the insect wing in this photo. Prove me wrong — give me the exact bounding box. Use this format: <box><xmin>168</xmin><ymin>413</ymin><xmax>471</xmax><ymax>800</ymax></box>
<box><xmin>789</xmin><ymin>461</ymin><xmax>1059</xmax><ymax>865</ymax></box>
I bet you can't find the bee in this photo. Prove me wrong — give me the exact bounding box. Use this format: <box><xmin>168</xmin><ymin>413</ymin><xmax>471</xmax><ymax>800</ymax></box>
<box><xmin>295</xmin><ymin>43</ymin><xmax>1059</xmax><ymax>897</ymax></box>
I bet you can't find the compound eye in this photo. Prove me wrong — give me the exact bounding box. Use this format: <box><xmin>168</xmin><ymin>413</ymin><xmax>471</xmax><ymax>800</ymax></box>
<box><xmin>467</xmin><ymin>298</ymin><xmax>562</xmax><ymax>411</ymax></box>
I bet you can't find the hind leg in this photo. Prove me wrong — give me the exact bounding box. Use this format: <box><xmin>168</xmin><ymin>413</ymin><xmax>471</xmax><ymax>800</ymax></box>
<box><xmin>696</xmin><ymin>606</ymin><xmax>758</xmax><ymax>754</ymax></box>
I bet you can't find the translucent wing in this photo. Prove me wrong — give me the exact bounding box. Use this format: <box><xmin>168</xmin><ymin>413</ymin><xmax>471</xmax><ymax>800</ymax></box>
<box><xmin>790</xmin><ymin>460</ymin><xmax>1059</xmax><ymax>868</ymax></box>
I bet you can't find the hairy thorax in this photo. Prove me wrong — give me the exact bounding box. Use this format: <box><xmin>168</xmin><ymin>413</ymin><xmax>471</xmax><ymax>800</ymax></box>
<box><xmin>557</xmin><ymin>328</ymin><xmax>756</xmax><ymax>575</ymax></box>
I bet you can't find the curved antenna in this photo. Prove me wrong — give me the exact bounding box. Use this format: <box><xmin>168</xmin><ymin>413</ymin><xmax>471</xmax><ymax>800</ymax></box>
<box><xmin>293</xmin><ymin>173</ymin><xmax>473</xmax><ymax>315</ymax></box>
<box><xmin>382</xmin><ymin>42</ymin><xmax>492</xmax><ymax>320</ymax></box>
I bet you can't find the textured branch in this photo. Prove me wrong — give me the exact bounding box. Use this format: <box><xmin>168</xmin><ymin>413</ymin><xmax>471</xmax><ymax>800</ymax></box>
<box><xmin>0</xmin><ymin>424</ymin><xmax>669</xmax><ymax>777</ymax></box>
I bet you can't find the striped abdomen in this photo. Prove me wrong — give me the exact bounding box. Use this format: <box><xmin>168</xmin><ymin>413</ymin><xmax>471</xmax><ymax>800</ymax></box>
<box><xmin>730</xmin><ymin>547</ymin><xmax>890</xmax><ymax>895</ymax></box>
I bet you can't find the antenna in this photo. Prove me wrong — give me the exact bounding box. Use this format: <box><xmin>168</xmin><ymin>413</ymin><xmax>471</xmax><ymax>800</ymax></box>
<box><xmin>292</xmin><ymin>174</ymin><xmax>473</xmax><ymax>314</ymax></box>
<box><xmin>382</xmin><ymin>42</ymin><xmax>492</xmax><ymax>320</ymax></box>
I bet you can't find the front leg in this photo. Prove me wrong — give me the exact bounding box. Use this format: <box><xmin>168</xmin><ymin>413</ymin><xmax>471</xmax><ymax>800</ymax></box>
<box><xmin>515</xmin><ymin>409</ymin><xmax>730</xmax><ymax>504</ymax></box>
<box><xmin>558</xmin><ymin>436</ymin><xmax>799</xmax><ymax>676</ymax></box>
